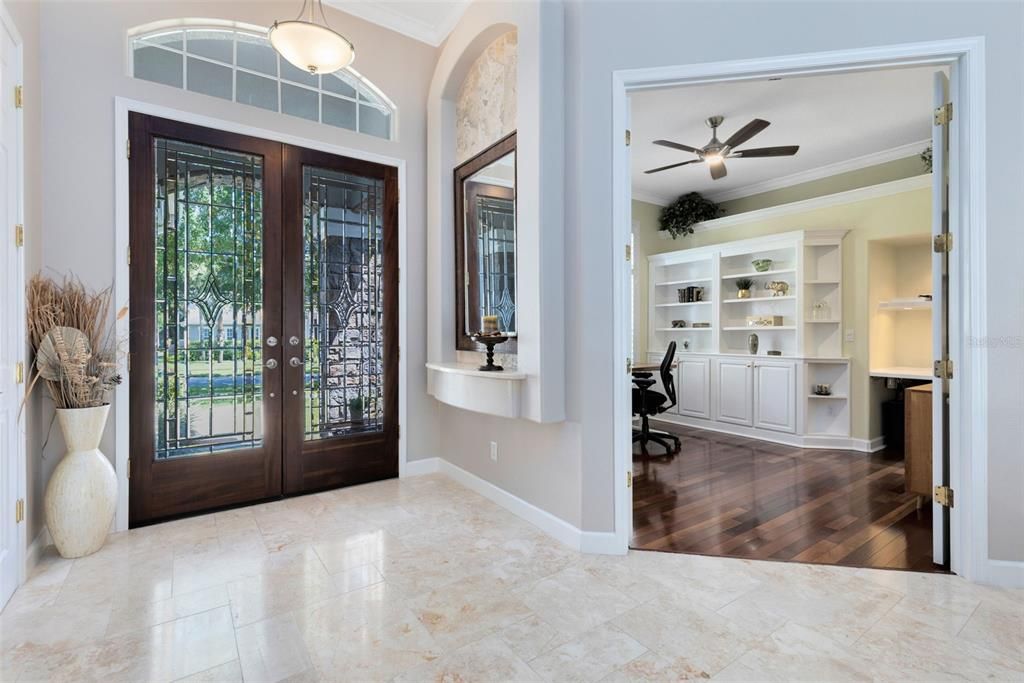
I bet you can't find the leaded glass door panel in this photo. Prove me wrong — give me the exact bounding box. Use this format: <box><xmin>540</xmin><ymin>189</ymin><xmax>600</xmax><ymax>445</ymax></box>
<box><xmin>282</xmin><ymin>147</ymin><xmax>398</xmax><ymax>494</ymax></box>
<box><xmin>129</xmin><ymin>114</ymin><xmax>283</xmax><ymax>525</ymax></box>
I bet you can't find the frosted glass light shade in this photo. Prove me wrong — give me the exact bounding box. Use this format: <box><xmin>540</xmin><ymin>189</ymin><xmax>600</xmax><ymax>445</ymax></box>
<box><xmin>269</xmin><ymin>20</ymin><xmax>354</xmax><ymax>74</ymax></box>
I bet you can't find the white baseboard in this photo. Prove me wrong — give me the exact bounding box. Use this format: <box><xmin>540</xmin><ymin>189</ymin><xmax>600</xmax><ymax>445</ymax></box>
<box><xmin>400</xmin><ymin>455</ymin><xmax>628</xmax><ymax>555</ymax></box>
<box><xmin>652</xmin><ymin>415</ymin><xmax>882</xmax><ymax>453</ymax></box>
<box><xmin>581</xmin><ymin>531</ymin><xmax>625</xmax><ymax>555</ymax></box>
<box><xmin>25</xmin><ymin>527</ymin><xmax>52</xmax><ymax>575</ymax></box>
<box><xmin>978</xmin><ymin>558</ymin><xmax>1024</xmax><ymax>589</ymax></box>
<box><xmin>401</xmin><ymin>456</ymin><xmax>441</xmax><ymax>477</ymax></box>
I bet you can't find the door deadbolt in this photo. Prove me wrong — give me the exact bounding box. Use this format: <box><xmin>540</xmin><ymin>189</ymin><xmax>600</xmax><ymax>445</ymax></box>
<box><xmin>266</xmin><ymin>336</ymin><xmax>279</xmax><ymax>347</ymax></box>
<box><xmin>288</xmin><ymin>336</ymin><xmax>300</xmax><ymax>346</ymax></box>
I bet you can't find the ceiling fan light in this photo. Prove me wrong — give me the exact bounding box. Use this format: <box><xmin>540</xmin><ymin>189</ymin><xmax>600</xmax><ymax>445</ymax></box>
<box><xmin>269</xmin><ymin>19</ymin><xmax>354</xmax><ymax>74</ymax></box>
<box><xmin>704</xmin><ymin>153</ymin><xmax>724</xmax><ymax>165</ymax></box>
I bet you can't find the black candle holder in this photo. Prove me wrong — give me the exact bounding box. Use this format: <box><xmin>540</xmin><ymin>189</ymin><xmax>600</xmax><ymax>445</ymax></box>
<box><xmin>471</xmin><ymin>332</ymin><xmax>509</xmax><ymax>371</ymax></box>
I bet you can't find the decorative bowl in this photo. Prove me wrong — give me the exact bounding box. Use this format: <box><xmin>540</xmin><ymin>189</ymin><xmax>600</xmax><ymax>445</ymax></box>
<box><xmin>752</xmin><ymin>258</ymin><xmax>773</xmax><ymax>272</ymax></box>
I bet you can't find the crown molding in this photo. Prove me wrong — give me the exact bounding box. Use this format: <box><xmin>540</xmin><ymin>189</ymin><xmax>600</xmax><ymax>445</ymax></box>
<box><xmin>325</xmin><ymin>0</ymin><xmax>470</xmax><ymax>47</ymax></box>
<box><xmin>706</xmin><ymin>139</ymin><xmax>931</xmax><ymax>203</ymax></box>
<box><xmin>636</xmin><ymin>139</ymin><xmax>931</xmax><ymax>207</ymax></box>
<box><xmin>688</xmin><ymin>173</ymin><xmax>931</xmax><ymax>233</ymax></box>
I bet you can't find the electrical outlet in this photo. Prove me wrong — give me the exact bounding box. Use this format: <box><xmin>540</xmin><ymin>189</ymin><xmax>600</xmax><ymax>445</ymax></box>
<box><xmin>844</xmin><ymin>329</ymin><xmax>855</xmax><ymax>343</ymax></box>
<box><xmin>489</xmin><ymin>441</ymin><xmax>498</xmax><ymax>462</ymax></box>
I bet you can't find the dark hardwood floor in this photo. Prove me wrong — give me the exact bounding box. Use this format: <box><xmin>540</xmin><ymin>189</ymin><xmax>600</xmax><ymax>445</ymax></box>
<box><xmin>631</xmin><ymin>424</ymin><xmax>940</xmax><ymax>572</ymax></box>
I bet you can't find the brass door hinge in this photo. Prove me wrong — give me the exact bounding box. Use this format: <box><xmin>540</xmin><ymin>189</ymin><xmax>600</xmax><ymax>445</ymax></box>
<box><xmin>933</xmin><ymin>233</ymin><xmax>953</xmax><ymax>253</ymax></box>
<box><xmin>126</xmin><ymin>138</ymin><xmax>131</xmax><ymax>159</ymax></box>
<box><xmin>934</xmin><ymin>358</ymin><xmax>954</xmax><ymax>380</ymax></box>
<box><xmin>14</xmin><ymin>224</ymin><xmax>24</xmax><ymax>247</ymax></box>
<box><xmin>934</xmin><ymin>102</ymin><xmax>953</xmax><ymax>126</ymax></box>
<box><xmin>626</xmin><ymin>357</ymin><xmax>632</xmax><ymax>374</ymax></box>
<box><xmin>15</xmin><ymin>499</ymin><xmax>24</xmax><ymax>523</ymax></box>
<box><xmin>126</xmin><ymin>459</ymin><xmax>131</xmax><ymax>480</ymax></box>
<box><xmin>626</xmin><ymin>471</ymin><xmax>632</xmax><ymax>488</ymax></box>
<box><xmin>14</xmin><ymin>362</ymin><xmax>24</xmax><ymax>384</ymax></box>
<box><xmin>13</xmin><ymin>85</ymin><xmax>23</xmax><ymax>109</ymax></box>
<box><xmin>934</xmin><ymin>485</ymin><xmax>954</xmax><ymax>508</ymax></box>
<box><xmin>126</xmin><ymin>246</ymin><xmax>131</xmax><ymax>266</ymax></box>
<box><xmin>624</xmin><ymin>244</ymin><xmax>632</xmax><ymax>262</ymax></box>
<box><xmin>625</xmin><ymin>129</ymin><xmax>631</xmax><ymax>146</ymax></box>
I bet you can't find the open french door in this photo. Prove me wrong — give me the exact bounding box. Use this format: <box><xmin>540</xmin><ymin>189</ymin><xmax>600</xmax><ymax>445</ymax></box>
<box><xmin>931</xmin><ymin>71</ymin><xmax>952</xmax><ymax>568</ymax></box>
<box><xmin>128</xmin><ymin>114</ymin><xmax>397</xmax><ymax>526</ymax></box>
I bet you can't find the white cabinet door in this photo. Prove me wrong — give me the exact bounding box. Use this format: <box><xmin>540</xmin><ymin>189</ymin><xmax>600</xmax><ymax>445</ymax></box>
<box><xmin>716</xmin><ymin>360</ymin><xmax>753</xmax><ymax>426</ymax></box>
<box><xmin>753</xmin><ymin>362</ymin><xmax>796</xmax><ymax>433</ymax></box>
<box><xmin>677</xmin><ymin>357</ymin><xmax>710</xmax><ymax>419</ymax></box>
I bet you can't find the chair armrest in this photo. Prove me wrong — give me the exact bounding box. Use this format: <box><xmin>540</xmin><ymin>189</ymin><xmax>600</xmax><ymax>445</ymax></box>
<box><xmin>633</xmin><ymin>377</ymin><xmax>656</xmax><ymax>390</ymax></box>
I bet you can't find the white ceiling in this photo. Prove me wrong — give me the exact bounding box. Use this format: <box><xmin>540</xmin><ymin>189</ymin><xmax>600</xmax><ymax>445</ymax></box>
<box><xmin>631</xmin><ymin>66</ymin><xmax>938</xmax><ymax>205</ymax></box>
<box><xmin>326</xmin><ymin>0</ymin><xmax>470</xmax><ymax>46</ymax></box>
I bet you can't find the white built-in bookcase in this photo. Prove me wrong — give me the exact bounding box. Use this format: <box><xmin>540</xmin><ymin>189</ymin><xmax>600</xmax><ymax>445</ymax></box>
<box><xmin>647</xmin><ymin>229</ymin><xmax>853</xmax><ymax>446</ymax></box>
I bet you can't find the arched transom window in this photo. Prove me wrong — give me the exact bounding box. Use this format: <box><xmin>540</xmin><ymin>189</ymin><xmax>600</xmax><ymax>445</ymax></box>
<box><xmin>130</xmin><ymin>22</ymin><xmax>395</xmax><ymax>139</ymax></box>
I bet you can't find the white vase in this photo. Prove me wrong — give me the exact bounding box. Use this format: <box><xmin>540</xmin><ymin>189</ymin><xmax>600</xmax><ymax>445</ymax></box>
<box><xmin>45</xmin><ymin>405</ymin><xmax>117</xmax><ymax>558</ymax></box>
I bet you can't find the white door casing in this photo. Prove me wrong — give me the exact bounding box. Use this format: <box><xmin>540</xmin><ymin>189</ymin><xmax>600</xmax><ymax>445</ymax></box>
<box><xmin>0</xmin><ymin>5</ymin><xmax>24</xmax><ymax>610</ymax></box>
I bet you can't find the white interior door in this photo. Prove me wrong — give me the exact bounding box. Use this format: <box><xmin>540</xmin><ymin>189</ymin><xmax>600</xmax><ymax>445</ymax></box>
<box><xmin>0</xmin><ymin>12</ymin><xmax>23</xmax><ymax>610</ymax></box>
<box><xmin>931</xmin><ymin>70</ymin><xmax>950</xmax><ymax>567</ymax></box>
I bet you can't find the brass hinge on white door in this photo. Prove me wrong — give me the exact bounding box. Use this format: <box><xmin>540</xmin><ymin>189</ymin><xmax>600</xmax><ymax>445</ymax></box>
<box><xmin>934</xmin><ymin>358</ymin><xmax>954</xmax><ymax>380</ymax></box>
<box><xmin>14</xmin><ymin>362</ymin><xmax>23</xmax><ymax>384</ymax></box>
<box><xmin>934</xmin><ymin>102</ymin><xmax>953</xmax><ymax>126</ymax></box>
<box><xmin>13</xmin><ymin>85</ymin><xmax>23</xmax><ymax>109</ymax></box>
<box><xmin>15</xmin><ymin>499</ymin><xmax>24</xmax><ymax>523</ymax></box>
<box><xmin>933</xmin><ymin>233</ymin><xmax>953</xmax><ymax>253</ymax></box>
<box><xmin>624</xmin><ymin>244</ymin><xmax>631</xmax><ymax>262</ymax></box>
<box><xmin>934</xmin><ymin>485</ymin><xmax>954</xmax><ymax>508</ymax></box>
<box><xmin>14</xmin><ymin>224</ymin><xmax>24</xmax><ymax>247</ymax></box>
<box><xmin>126</xmin><ymin>459</ymin><xmax>131</xmax><ymax>480</ymax></box>
<box><xmin>626</xmin><ymin>357</ymin><xmax>632</xmax><ymax>374</ymax></box>
<box><xmin>626</xmin><ymin>471</ymin><xmax>632</xmax><ymax>488</ymax></box>
<box><xmin>625</xmin><ymin>129</ymin><xmax>631</xmax><ymax>146</ymax></box>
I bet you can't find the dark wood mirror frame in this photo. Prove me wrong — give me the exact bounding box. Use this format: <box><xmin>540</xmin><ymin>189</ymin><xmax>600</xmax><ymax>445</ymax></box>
<box><xmin>454</xmin><ymin>131</ymin><xmax>517</xmax><ymax>352</ymax></box>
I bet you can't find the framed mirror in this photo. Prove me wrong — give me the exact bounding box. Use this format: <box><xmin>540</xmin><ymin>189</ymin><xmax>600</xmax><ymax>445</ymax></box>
<box><xmin>454</xmin><ymin>132</ymin><xmax>517</xmax><ymax>352</ymax></box>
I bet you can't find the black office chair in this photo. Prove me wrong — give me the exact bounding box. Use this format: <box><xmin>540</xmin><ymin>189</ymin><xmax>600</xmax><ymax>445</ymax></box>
<box><xmin>632</xmin><ymin>341</ymin><xmax>681</xmax><ymax>455</ymax></box>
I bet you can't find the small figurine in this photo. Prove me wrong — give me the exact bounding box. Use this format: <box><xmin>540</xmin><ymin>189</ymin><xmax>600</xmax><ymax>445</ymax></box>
<box><xmin>765</xmin><ymin>281</ymin><xmax>790</xmax><ymax>297</ymax></box>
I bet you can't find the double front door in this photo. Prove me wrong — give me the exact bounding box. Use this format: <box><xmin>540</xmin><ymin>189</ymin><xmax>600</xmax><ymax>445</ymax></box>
<box><xmin>128</xmin><ymin>114</ymin><xmax>398</xmax><ymax>526</ymax></box>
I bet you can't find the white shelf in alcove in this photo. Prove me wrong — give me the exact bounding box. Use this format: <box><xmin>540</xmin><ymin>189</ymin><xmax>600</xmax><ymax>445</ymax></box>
<box><xmin>655</xmin><ymin>278</ymin><xmax>712</xmax><ymax>287</ymax></box>
<box><xmin>808</xmin><ymin>394</ymin><xmax>848</xmax><ymax>400</ymax></box>
<box><xmin>806</xmin><ymin>319</ymin><xmax>841</xmax><ymax>324</ymax></box>
<box><xmin>721</xmin><ymin>268</ymin><xmax>796</xmax><ymax>280</ymax></box>
<box><xmin>722</xmin><ymin>295</ymin><xmax>796</xmax><ymax>304</ymax></box>
<box><xmin>426</xmin><ymin>362</ymin><xmax>525</xmax><ymax>420</ymax></box>
<box><xmin>805</xmin><ymin>279</ymin><xmax>840</xmax><ymax>285</ymax></box>
<box><xmin>878</xmin><ymin>298</ymin><xmax>932</xmax><ymax>310</ymax></box>
<box><xmin>655</xmin><ymin>301</ymin><xmax>712</xmax><ymax>307</ymax></box>
<box><xmin>722</xmin><ymin>325</ymin><xmax>796</xmax><ymax>331</ymax></box>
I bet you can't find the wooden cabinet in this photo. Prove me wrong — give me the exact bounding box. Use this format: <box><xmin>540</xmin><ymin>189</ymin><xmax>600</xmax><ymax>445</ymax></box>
<box><xmin>716</xmin><ymin>359</ymin><xmax>753</xmax><ymax>426</ymax></box>
<box><xmin>677</xmin><ymin>357</ymin><xmax>710</xmax><ymax>419</ymax></box>
<box><xmin>753</xmin><ymin>362</ymin><xmax>797</xmax><ymax>433</ymax></box>
<box><xmin>905</xmin><ymin>383</ymin><xmax>933</xmax><ymax>499</ymax></box>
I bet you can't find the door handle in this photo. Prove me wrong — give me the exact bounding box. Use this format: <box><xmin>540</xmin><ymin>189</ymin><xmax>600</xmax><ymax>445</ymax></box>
<box><xmin>289</xmin><ymin>357</ymin><xmax>302</xmax><ymax>368</ymax></box>
<box><xmin>265</xmin><ymin>358</ymin><xmax>278</xmax><ymax>370</ymax></box>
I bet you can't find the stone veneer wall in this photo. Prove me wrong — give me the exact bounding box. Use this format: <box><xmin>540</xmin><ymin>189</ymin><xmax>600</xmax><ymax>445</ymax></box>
<box><xmin>455</xmin><ymin>31</ymin><xmax>517</xmax><ymax>164</ymax></box>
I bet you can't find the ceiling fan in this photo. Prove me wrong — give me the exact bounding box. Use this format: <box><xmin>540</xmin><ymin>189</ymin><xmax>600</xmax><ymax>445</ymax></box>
<box><xmin>644</xmin><ymin>115</ymin><xmax>799</xmax><ymax>180</ymax></box>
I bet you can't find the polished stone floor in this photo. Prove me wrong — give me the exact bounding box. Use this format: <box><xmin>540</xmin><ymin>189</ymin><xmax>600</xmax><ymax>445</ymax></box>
<box><xmin>2</xmin><ymin>474</ymin><xmax>1022</xmax><ymax>682</ymax></box>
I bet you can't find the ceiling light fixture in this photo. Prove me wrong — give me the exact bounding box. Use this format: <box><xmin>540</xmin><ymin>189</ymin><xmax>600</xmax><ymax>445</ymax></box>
<box><xmin>269</xmin><ymin>0</ymin><xmax>355</xmax><ymax>75</ymax></box>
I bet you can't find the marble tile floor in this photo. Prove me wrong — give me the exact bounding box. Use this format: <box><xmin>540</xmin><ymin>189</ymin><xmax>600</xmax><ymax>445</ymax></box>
<box><xmin>2</xmin><ymin>474</ymin><xmax>1022</xmax><ymax>682</ymax></box>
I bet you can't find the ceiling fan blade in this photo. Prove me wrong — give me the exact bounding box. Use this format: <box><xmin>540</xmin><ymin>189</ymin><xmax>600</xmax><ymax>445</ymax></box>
<box><xmin>730</xmin><ymin>145</ymin><xmax>800</xmax><ymax>158</ymax></box>
<box><xmin>643</xmin><ymin>159</ymin><xmax>701</xmax><ymax>174</ymax></box>
<box><xmin>710</xmin><ymin>161</ymin><xmax>727</xmax><ymax>180</ymax></box>
<box><xmin>723</xmin><ymin>118</ymin><xmax>770</xmax><ymax>150</ymax></box>
<box><xmin>653</xmin><ymin>139</ymin><xmax>702</xmax><ymax>154</ymax></box>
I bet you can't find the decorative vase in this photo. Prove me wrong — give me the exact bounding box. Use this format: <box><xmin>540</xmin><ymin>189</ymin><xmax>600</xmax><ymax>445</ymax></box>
<box><xmin>45</xmin><ymin>405</ymin><xmax>117</xmax><ymax>559</ymax></box>
<box><xmin>350</xmin><ymin>406</ymin><xmax>364</xmax><ymax>424</ymax></box>
<box><xmin>737</xmin><ymin>289</ymin><xmax>751</xmax><ymax>299</ymax></box>
<box><xmin>748</xmin><ymin>333</ymin><xmax>759</xmax><ymax>355</ymax></box>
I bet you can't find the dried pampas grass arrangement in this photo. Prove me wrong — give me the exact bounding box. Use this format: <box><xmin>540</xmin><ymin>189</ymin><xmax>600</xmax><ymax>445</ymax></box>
<box><xmin>26</xmin><ymin>275</ymin><xmax>126</xmax><ymax>409</ymax></box>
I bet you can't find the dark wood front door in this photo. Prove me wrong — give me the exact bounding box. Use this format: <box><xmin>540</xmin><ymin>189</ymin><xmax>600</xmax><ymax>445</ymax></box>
<box><xmin>129</xmin><ymin>114</ymin><xmax>397</xmax><ymax>526</ymax></box>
